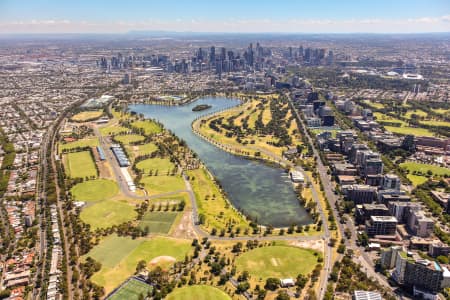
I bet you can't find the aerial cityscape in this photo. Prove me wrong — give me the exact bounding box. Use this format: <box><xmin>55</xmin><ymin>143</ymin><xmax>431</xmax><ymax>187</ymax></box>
<box><xmin>0</xmin><ymin>1</ymin><xmax>450</xmax><ymax>300</ymax></box>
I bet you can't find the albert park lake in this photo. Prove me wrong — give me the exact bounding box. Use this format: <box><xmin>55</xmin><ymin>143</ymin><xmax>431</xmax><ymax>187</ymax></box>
<box><xmin>130</xmin><ymin>97</ymin><xmax>311</xmax><ymax>227</ymax></box>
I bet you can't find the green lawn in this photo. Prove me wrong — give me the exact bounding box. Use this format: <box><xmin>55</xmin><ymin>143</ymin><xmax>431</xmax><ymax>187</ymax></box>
<box><xmin>108</xmin><ymin>278</ymin><xmax>152</xmax><ymax>300</ymax></box>
<box><xmin>59</xmin><ymin>138</ymin><xmax>99</xmax><ymax>153</ymax></box>
<box><xmin>140</xmin><ymin>175</ymin><xmax>185</xmax><ymax>196</ymax></box>
<box><xmin>136</xmin><ymin>157</ymin><xmax>175</xmax><ymax>173</ymax></box>
<box><xmin>71</xmin><ymin>179</ymin><xmax>119</xmax><ymax>202</ymax></box>
<box><xmin>187</xmin><ymin>168</ymin><xmax>250</xmax><ymax>231</ymax></box>
<box><xmin>99</xmin><ymin>124</ymin><xmax>129</xmax><ymax>136</ymax></box>
<box><xmin>432</xmin><ymin>108</ymin><xmax>450</xmax><ymax>116</ymax></box>
<box><xmin>138</xmin><ymin>212</ymin><xmax>179</xmax><ymax>234</ymax></box>
<box><xmin>131</xmin><ymin>120</ymin><xmax>162</xmax><ymax>135</ymax></box>
<box><xmin>64</xmin><ymin>151</ymin><xmax>97</xmax><ymax>179</ymax></box>
<box><xmin>80</xmin><ymin>199</ymin><xmax>137</xmax><ymax>229</ymax></box>
<box><xmin>166</xmin><ymin>286</ymin><xmax>231</xmax><ymax>300</ymax></box>
<box><xmin>88</xmin><ymin>236</ymin><xmax>191</xmax><ymax>293</ymax></box>
<box><xmin>384</xmin><ymin>126</ymin><xmax>435</xmax><ymax>137</ymax></box>
<box><xmin>86</xmin><ymin>235</ymin><xmax>142</xmax><ymax>268</ymax></box>
<box><xmin>137</xmin><ymin>143</ymin><xmax>158</xmax><ymax>156</ymax></box>
<box><xmin>420</xmin><ymin>120</ymin><xmax>450</xmax><ymax>127</ymax></box>
<box><xmin>311</xmin><ymin>128</ymin><xmax>340</xmax><ymax>138</ymax></box>
<box><xmin>114</xmin><ymin>134</ymin><xmax>146</xmax><ymax>145</ymax></box>
<box><xmin>404</xmin><ymin>110</ymin><xmax>428</xmax><ymax>119</ymax></box>
<box><xmin>400</xmin><ymin>162</ymin><xmax>450</xmax><ymax>186</ymax></box>
<box><xmin>362</xmin><ymin>100</ymin><xmax>385</xmax><ymax>109</ymax></box>
<box><xmin>71</xmin><ymin>110</ymin><xmax>103</xmax><ymax>122</ymax></box>
<box><xmin>235</xmin><ymin>246</ymin><xmax>319</xmax><ymax>280</ymax></box>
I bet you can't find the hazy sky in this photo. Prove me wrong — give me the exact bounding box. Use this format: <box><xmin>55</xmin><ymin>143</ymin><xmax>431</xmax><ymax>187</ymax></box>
<box><xmin>0</xmin><ymin>0</ymin><xmax>449</xmax><ymax>34</ymax></box>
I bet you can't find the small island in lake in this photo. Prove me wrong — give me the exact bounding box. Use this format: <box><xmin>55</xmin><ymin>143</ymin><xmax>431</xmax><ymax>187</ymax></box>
<box><xmin>192</xmin><ymin>104</ymin><xmax>212</xmax><ymax>111</ymax></box>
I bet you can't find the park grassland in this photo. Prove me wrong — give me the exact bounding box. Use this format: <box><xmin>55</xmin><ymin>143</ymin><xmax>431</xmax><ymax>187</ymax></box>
<box><xmin>87</xmin><ymin>235</ymin><xmax>191</xmax><ymax>293</ymax></box>
<box><xmin>131</xmin><ymin>120</ymin><xmax>162</xmax><ymax>135</ymax></box>
<box><xmin>80</xmin><ymin>199</ymin><xmax>137</xmax><ymax>229</ymax></box>
<box><xmin>99</xmin><ymin>124</ymin><xmax>129</xmax><ymax>136</ymax></box>
<box><xmin>187</xmin><ymin>168</ymin><xmax>250</xmax><ymax>232</ymax></box>
<box><xmin>64</xmin><ymin>151</ymin><xmax>97</xmax><ymax>179</ymax></box>
<box><xmin>70</xmin><ymin>110</ymin><xmax>103</xmax><ymax>122</ymax></box>
<box><xmin>136</xmin><ymin>157</ymin><xmax>175</xmax><ymax>174</ymax></box>
<box><xmin>140</xmin><ymin>175</ymin><xmax>185</xmax><ymax>196</ymax></box>
<box><xmin>108</xmin><ymin>278</ymin><xmax>152</xmax><ymax>300</ymax></box>
<box><xmin>113</xmin><ymin>134</ymin><xmax>145</xmax><ymax>144</ymax></box>
<box><xmin>70</xmin><ymin>179</ymin><xmax>119</xmax><ymax>202</ymax></box>
<box><xmin>235</xmin><ymin>245</ymin><xmax>319</xmax><ymax>281</ymax></box>
<box><xmin>138</xmin><ymin>211</ymin><xmax>179</xmax><ymax>234</ymax></box>
<box><xmin>125</xmin><ymin>143</ymin><xmax>158</xmax><ymax>161</ymax></box>
<box><xmin>400</xmin><ymin>162</ymin><xmax>450</xmax><ymax>186</ymax></box>
<box><xmin>166</xmin><ymin>285</ymin><xmax>231</xmax><ymax>300</ymax></box>
<box><xmin>58</xmin><ymin>138</ymin><xmax>99</xmax><ymax>153</ymax></box>
<box><xmin>196</xmin><ymin>96</ymin><xmax>303</xmax><ymax>160</ymax></box>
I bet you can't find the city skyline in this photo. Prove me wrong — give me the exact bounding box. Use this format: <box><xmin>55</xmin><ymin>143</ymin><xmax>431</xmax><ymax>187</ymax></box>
<box><xmin>0</xmin><ymin>0</ymin><xmax>449</xmax><ymax>34</ymax></box>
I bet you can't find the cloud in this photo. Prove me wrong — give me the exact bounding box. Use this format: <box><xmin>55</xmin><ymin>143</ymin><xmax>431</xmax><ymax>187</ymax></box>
<box><xmin>0</xmin><ymin>15</ymin><xmax>449</xmax><ymax>33</ymax></box>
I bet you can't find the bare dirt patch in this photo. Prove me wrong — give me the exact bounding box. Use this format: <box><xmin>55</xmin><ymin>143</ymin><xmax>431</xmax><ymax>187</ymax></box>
<box><xmin>289</xmin><ymin>239</ymin><xmax>324</xmax><ymax>252</ymax></box>
<box><xmin>149</xmin><ymin>256</ymin><xmax>176</xmax><ymax>266</ymax></box>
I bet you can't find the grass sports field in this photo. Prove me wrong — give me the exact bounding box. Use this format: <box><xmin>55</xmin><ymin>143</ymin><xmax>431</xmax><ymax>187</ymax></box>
<box><xmin>166</xmin><ymin>285</ymin><xmax>231</xmax><ymax>300</ymax></box>
<box><xmin>126</xmin><ymin>143</ymin><xmax>158</xmax><ymax>161</ymax></box>
<box><xmin>114</xmin><ymin>134</ymin><xmax>145</xmax><ymax>144</ymax></box>
<box><xmin>235</xmin><ymin>246</ymin><xmax>319</xmax><ymax>280</ymax></box>
<box><xmin>80</xmin><ymin>200</ymin><xmax>137</xmax><ymax>229</ymax></box>
<box><xmin>71</xmin><ymin>110</ymin><xmax>103</xmax><ymax>122</ymax></box>
<box><xmin>64</xmin><ymin>151</ymin><xmax>97</xmax><ymax>179</ymax></box>
<box><xmin>108</xmin><ymin>278</ymin><xmax>152</xmax><ymax>300</ymax></box>
<box><xmin>99</xmin><ymin>124</ymin><xmax>129</xmax><ymax>136</ymax></box>
<box><xmin>132</xmin><ymin>120</ymin><xmax>162</xmax><ymax>135</ymax></box>
<box><xmin>71</xmin><ymin>179</ymin><xmax>119</xmax><ymax>202</ymax></box>
<box><xmin>59</xmin><ymin>138</ymin><xmax>99</xmax><ymax>153</ymax></box>
<box><xmin>384</xmin><ymin>125</ymin><xmax>435</xmax><ymax>137</ymax></box>
<box><xmin>138</xmin><ymin>212</ymin><xmax>179</xmax><ymax>234</ymax></box>
<box><xmin>400</xmin><ymin>162</ymin><xmax>450</xmax><ymax>186</ymax></box>
<box><xmin>88</xmin><ymin>235</ymin><xmax>191</xmax><ymax>293</ymax></box>
<box><xmin>140</xmin><ymin>175</ymin><xmax>185</xmax><ymax>195</ymax></box>
<box><xmin>136</xmin><ymin>157</ymin><xmax>175</xmax><ymax>173</ymax></box>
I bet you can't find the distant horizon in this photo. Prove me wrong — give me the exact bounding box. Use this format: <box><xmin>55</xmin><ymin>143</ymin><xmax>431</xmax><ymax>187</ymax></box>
<box><xmin>1</xmin><ymin>0</ymin><xmax>449</xmax><ymax>34</ymax></box>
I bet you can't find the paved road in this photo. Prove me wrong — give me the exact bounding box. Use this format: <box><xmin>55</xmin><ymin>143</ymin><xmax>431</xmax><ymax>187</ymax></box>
<box><xmin>287</xmin><ymin>95</ymin><xmax>395</xmax><ymax>297</ymax></box>
<box><xmin>287</xmin><ymin>95</ymin><xmax>341</xmax><ymax>299</ymax></box>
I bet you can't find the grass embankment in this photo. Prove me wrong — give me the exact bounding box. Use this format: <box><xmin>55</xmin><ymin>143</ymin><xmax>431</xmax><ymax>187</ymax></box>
<box><xmin>187</xmin><ymin>168</ymin><xmax>250</xmax><ymax>232</ymax></box>
<box><xmin>86</xmin><ymin>235</ymin><xmax>191</xmax><ymax>293</ymax></box>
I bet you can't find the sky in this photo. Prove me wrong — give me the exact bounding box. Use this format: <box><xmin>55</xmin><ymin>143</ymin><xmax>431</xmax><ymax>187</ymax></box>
<box><xmin>0</xmin><ymin>0</ymin><xmax>449</xmax><ymax>34</ymax></box>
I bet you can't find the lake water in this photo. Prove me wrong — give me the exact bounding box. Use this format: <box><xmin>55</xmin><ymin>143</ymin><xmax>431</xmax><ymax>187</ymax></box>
<box><xmin>130</xmin><ymin>97</ymin><xmax>311</xmax><ymax>227</ymax></box>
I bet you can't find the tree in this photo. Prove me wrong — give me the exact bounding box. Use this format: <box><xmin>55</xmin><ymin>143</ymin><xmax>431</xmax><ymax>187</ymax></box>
<box><xmin>437</xmin><ymin>255</ymin><xmax>449</xmax><ymax>264</ymax></box>
<box><xmin>276</xmin><ymin>290</ymin><xmax>290</xmax><ymax>300</ymax></box>
<box><xmin>296</xmin><ymin>273</ymin><xmax>307</xmax><ymax>290</ymax></box>
<box><xmin>236</xmin><ymin>281</ymin><xmax>250</xmax><ymax>294</ymax></box>
<box><xmin>265</xmin><ymin>278</ymin><xmax>280</xmax><ymax>291</ymax></box>
<box><xmin>136</xmin><ymin>260</ymin><xmax>147</xmax><ymax>274</ymax></box>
